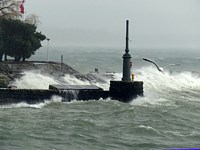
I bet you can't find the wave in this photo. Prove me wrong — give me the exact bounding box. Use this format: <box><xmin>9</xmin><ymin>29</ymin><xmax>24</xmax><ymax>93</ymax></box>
<box><xmin>10</xmin><ymin>70</ymin><xmax>58</xmax><ymax>89</ymax></box>
<box><xmin>10</xmin><ymin>70</ymin><xmax>111</xmax><ymax>90</ymax></box>
<box><xmin>9</xmin><ymin>67</ymin><xmax>200</xmax><ymax>106</ymax></box>
<box><xmin>164</xmin><ymin>130</ymin><xmax>200</xmax><ymax>138</ymax></box>
<box><xmin>134</xmin><ymin>66</ymin><xmax>200</xmax><ymax>91</ymax></box>
<box><xmin>12</xmin><ymin>67</ymin><xmax>200</xmax><ymax>93</ymax></box>
<box><xmin>138</xmin><ymin>125</ymin><xmax>161</xmax><ymax>135</ymax></box>
<box><xmin>0</xmin><ymin>95</ymin><xmax>62</xmax><ymax>109</ymax></box>
<box><xmin>131</xmin><ymin>66</ymin><xmax>200</xmax><ymax>105</ymax></box>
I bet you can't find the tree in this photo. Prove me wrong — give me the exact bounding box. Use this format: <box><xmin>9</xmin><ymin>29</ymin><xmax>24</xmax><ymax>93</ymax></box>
<box><xmin>0</xmin><ymin>0</ymin><xmax>46</xmax><ymax>61</ymax></box>
<box><xmin>0</xmin><ymin>0</ymin><xmax>21</xmax><ymax>19</ymax></box>
<box><xmin>1</xmin><ymin>18</ymin><xmax>46</xmax><ymax>61</ymax></box>
<box><xmin>0</xmin><ymin>19</ymin><xmax>4</xmax><ymax>61</ymax></box>
<box><xmin>0</xmin><ymin>0</ymin><xmax>22</xmax><ymax>61</ymax></box>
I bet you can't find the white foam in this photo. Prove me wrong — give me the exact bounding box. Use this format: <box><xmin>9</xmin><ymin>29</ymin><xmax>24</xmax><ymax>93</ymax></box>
<box><xmin>62</xmin><ymin>74</ymin><xmax>90</xmax><ymax>85</ymax></box>
<box><xmin>0</xmin><ymin>95</ymin><xmax>62</xmax><ymax>109</ymax></box>
<box><xmin>62</xmin><ymin>74</ymin><xmax>110</xmax><ymax>90</ymax></box>
<box><xmin>130</xmin><ymin>66</ymin><xmax>200</xmax><ymax>105</ymax></box>
<box><xmin>134</xmin><ymin>66</ymin><xmax>200</xmax><ymax>92</ymax></box>
<box><xmin>11</xmin><ymin>70</ymin><xmax>58</xmax><ymax>89</ymax></box>
<box><xmin>9</xmin><ymin>67</ymin><xmax>200</xmax><ymax>106</ymax></box>
<box><xmin>0</xmin><ymin>102</ymin><xmax>46</xmax><ymax>109</ymax></box>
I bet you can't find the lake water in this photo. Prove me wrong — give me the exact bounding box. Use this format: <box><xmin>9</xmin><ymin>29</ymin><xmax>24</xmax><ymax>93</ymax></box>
<box><xmin>0</xmin><ymin>47</ymin><xmax>200</xmax><ymax>150</ymax></box>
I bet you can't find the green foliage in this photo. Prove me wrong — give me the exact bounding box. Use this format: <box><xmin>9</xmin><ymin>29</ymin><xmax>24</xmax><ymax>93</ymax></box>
<box><xmin>0</xmin><ymin>18</ymin><xmax>3</xmax><ymax>61</ymax></box>
<box><xmin>0</xmin><ymin>18</ymin><xmax>46</xmax><ymax>61</ymax></box>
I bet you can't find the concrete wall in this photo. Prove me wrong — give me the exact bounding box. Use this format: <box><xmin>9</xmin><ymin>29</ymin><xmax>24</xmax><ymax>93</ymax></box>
<box><xmin>0</xmin><ymin>89</ymin><xmax>59</xmax><ymax>104</ymax></box>
<box><xmin>110</xmin><ymin>81</ymin><xmax>143</xmax><ymax>102</ymax></box>
<box><xmin>0</xmin><ymin>81</ymin><xmax>144</xmax><ymax>104</ymax></box>
<box><xmin>0</xmin><ymin>88</ymin><xmax>109</xmax><ymax>104</ymax></box>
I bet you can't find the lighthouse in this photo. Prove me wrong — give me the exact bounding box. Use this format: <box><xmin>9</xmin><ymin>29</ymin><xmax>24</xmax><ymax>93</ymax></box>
<box><xmin>109</xmin><ymin>20</ymin><xmax>144</xmax><ymax>102</ymax></box>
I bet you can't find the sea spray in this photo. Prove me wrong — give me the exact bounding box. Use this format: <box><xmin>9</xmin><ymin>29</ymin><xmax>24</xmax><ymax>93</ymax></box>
<box><xmin>63</xmin><ymin>74</ymin><xmax>113</xmax><ymax>90</ymax></box>
<box><xmin>62</xmin><ymin>74</ymin><xmax>91</xmax><ymax>85</ymax></box>
<box><xmin>11</xmin><ymin>71</ymin><xmax>91</xmax><ymax>89</ymax></box>
<box><xmin>0</xmin><ymin>95</ymin><xmax>62</xmax><ymax>109</ymax></box>
<box><xmin>12</xmin><ymin>70</ymin><xmax>113</xmax><ymax>90</ymax></box>
<box><xmin>11</xmin><ymin>70</ymin><xmax>58</xmax><ymax>89</ymax></box>
<box><xmin>134</xmin><ymin>66</ymin><xmax>200</xmax><ymax>92</ymax></box>
<box><xmin>130</xmin><ymin>66</ymin><xmax>200</xmax><ymax>105</ymax></box>
<box><xmin>9</xmin><ymin>67</ymin><xmax>200</xmax><ymax>105</ymax></box>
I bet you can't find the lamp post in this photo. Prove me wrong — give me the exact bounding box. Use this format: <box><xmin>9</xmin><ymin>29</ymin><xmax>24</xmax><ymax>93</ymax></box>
<box><xmin>122</xmin><ymin>20</ymin><xmax>132</xmax><ymax>82</ymax></box>
<box><xmin>109</xmin><ymin>20</ymin><xmax>143</xmax><ymax>102</ymax></box>
<box><xmin>61</xmin><ymin>55</ymin><xmax>63</xmax><ymax>71</ymax></box>
<box><xmin>46</xmin><ymin>38</ymin><xmax>50</xmax><ymax>62</ymax></box>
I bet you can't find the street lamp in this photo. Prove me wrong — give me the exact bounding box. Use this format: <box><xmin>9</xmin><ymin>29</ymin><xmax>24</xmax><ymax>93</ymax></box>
<box><xmin>46</xmin><ymin>38</ymin><xmax>50</xmax><ymax>62</ymax></box>
<box><xmin>122</xmin><ymin>20</ymin><xmax>132</xmax><ymax>82</ymax></box>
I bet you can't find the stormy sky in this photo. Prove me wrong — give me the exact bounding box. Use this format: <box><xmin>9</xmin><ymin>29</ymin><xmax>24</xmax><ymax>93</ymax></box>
<box><xmin>26</xmin><ymin>0</ymin><xmax>200</xmax><ymax>49</ymax></box>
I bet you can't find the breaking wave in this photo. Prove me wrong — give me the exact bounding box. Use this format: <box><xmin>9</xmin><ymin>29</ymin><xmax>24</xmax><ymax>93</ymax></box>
<box><xmin>131</xmin><ymin>66</ymin><xmax>200</xmax><ymax>105</ymax></box>
<box><xmin>11</xmin><ymin>70</ymin><xmax>111</xmax><ymax>90</ymax></box>
<box><xmin>9</xmin><ymin>67</ymin><xmax>200</xmax><ymax>106</ymax></box>
<box><xmin>11</xmin><ymin>70</ymin><xmax>58</xmax><ymax>89</ymax></box>
<box><xmin>0</xmin><ymin>95</ymin><xmax>62</xmax><ymax>109</ymax></box>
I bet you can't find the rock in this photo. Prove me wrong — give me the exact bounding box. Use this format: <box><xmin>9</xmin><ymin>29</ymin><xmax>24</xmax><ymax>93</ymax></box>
<box><xmin>0</xmin><ymin>61</ymin><xmax>105</xmax><ymax>88</ymax></box>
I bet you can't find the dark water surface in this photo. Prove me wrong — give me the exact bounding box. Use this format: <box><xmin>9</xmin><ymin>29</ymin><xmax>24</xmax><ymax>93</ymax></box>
<box><xmin>0</xmin><ymin>48</ymin><xmax>200</xmax><ymax>149</ymax></box>
<box><xmin>1</xmin><ymin>97</ymin><xmax>200</xmax><ymax>150</ymax></box>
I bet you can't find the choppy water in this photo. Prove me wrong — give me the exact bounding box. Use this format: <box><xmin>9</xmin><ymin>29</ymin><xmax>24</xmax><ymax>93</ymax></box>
<box><xmin>0</xmin><ymin>47</ymin><xmax>200</xmax><ymax>150</ymax></box>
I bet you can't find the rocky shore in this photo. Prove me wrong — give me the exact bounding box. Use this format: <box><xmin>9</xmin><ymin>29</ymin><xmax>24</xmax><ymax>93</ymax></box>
<box><xmin>0</xmin><ymin>61</ymin><xmax>102</xmax><ymax>88</ymax></box>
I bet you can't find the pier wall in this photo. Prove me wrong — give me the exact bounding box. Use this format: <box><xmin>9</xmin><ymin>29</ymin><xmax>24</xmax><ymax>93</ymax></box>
<box><xmin>0</xmin><ymin>88</ymin><xmax>109</xmax><ymax>105</ymax></box>
<box><xmin>0</xmin><ymin>81</ymin><xmax>143</xmax><ymax>104</ymax></box>
<box><xmin>0</xmin><ymin>89</ymin><xmax>59</xmax><ymax>104</ymax></box>
<box><xmin>110</xmin><ymin>81</ymin><xmax>143</xmax><ymax>102</ymax></box>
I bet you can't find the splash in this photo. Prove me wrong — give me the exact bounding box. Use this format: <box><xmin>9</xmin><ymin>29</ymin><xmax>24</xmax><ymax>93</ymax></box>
<box><xmin>130</xmin><ymin>66</ymin><xmax>200</xmax><ymax>105</ymax></box>
<box><xmin>134</xmin><ymin>66</ymin><xmax>200</xmax><ymax>92</ymax></box>
<box><xmin>0</xmin><ymin>95</ymin><xmax>62</xmax><ymax>109</ymax></box>
<box><xmin>63</xmin><ymin>73</ymin><xmax>113</xmax><ymax>91</ymax></box>
<box><xmin>8</xmin><ymin>67</ymin><xmax>200</xmax><ymax>106</ymax></box>
<box><xmin>11</xmin><ymin>67</ymin><xmax>200</xmax><ymax>92</ymax></box>
<box><xmin>62</xmin><ymin>74</ymin><xmax>91</xmax><ymax>85</ymax></box>
<box><xmin>11</xmin><ymin>70</ymin><xmax>58</xmax><ymax>89</ymax></box>
<box><xmin>11</xmin><ymin>70</ymin><xmax>113</xmax><ymax>90</ymax></box>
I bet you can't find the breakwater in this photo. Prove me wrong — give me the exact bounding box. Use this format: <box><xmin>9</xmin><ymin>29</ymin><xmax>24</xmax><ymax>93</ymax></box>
<box><xmin>0</xmin><ymin>88</ymin><xmax>59</xmax><ymax>104</ymax></box>
<box><xmin>0</xmin><ymin>81</ymin><xmax>143</xmax><ymax>105</ymax></box>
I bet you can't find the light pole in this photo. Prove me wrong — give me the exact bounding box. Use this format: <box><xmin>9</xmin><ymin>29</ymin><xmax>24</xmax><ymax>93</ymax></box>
<box><xmin>122</xmin><ymin>20</ymin><xmax>132</xmax><ymax>82</ymax></box>
<box><xmin>109</xmin><ymin>20</ymin><xmax>144</xmax><ymax>102</ymax></box>
<box><xmin>46</xmin><ymin>38</ymin><xmax>50</xmax><ymax>62</ymax></box>
<box><xmin>61</xmin><ymin>55</ymin><xmax>63</xmax><ymax>71</ymax></box>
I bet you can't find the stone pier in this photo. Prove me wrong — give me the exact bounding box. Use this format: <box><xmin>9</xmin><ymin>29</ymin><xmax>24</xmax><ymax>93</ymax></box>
<box><xmin>109</xmin><ymin>81</ymin><xmax>143</xmax><ymax>102</ymax></box>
